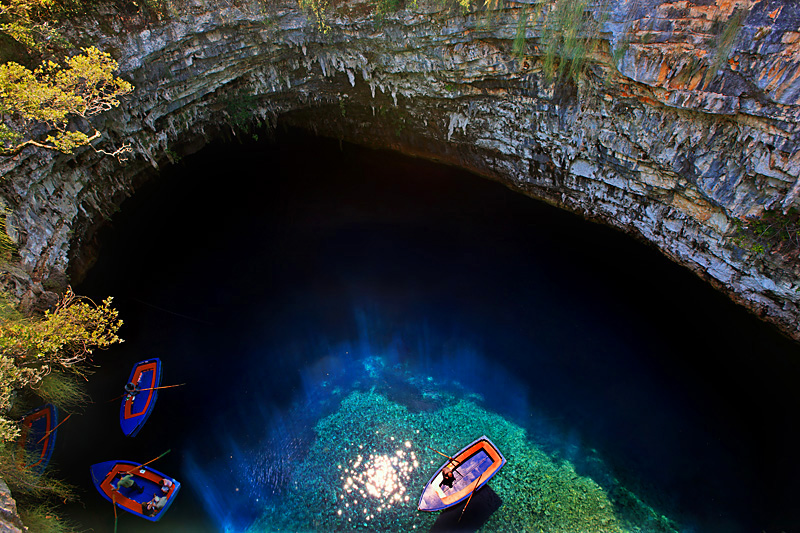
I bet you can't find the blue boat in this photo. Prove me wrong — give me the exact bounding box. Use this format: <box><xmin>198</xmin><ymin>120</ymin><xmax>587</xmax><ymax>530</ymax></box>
<box><xmin>17</xmin><ymin>404</ymin><xmax>57</xmax><ymax>474</ymax></box>
<box><xmin>418</xmin><ymin>436</ymin><xmax>506</xmax><ymax>512</ymax></box>
<box><xmin>120</xmin><ymin>358</ymin><xmax>162</xmax><ymax>437</ymax></box>
<box><xmin>89</xmin><ymin>460</ymin><xmax>180</xmax><ymax>521</ymax></box>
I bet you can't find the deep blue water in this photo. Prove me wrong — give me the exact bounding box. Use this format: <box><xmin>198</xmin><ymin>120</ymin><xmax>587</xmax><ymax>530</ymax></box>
<box><xmin>58</xmin><ymin>127</ymin><xmax>800</xmax><ymax>532</ymax></box>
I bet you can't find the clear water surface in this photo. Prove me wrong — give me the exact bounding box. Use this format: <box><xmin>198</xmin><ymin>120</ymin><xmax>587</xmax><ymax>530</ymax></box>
<box><xmin>57</xmin><ymin>127</ymin><xmax>800</xmax><ymax>533</ymax></box>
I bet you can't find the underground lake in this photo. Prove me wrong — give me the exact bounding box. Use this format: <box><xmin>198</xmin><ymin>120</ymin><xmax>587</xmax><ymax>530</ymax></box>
<box><xmin>52</xmin><ymin>127</ymin><xmax>800</xmax><ymax>533</ymax></box>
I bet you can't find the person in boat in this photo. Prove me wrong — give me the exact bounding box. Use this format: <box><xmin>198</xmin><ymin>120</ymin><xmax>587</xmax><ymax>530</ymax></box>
<box><xmin>160</xmin><ymin>478</ymin><xmax>174</xmax><ymax>494</ymax></box>
<box><xmin>116</xmin><ymin>472</ymin><xmax>143</xmax><ymax>493</ymax></box>
<box><xmin>440</xmin><ymin>465</ymin><xmax>456</xmax><ymax>488</ymax></box>
<box><xmin>144</xmin><ymin>494</ymin><xmax>167</xmax><ymax>516</ymax></box>
<box><xmin>125</xmin><ymin>379</ymin><xmax>141</xmax><ymax>401</ymax></box>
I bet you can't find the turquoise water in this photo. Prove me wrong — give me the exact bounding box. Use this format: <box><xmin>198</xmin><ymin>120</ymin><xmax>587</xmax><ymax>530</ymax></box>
<box><xmin>66</xmin><ymin>127</ymin><xmax>800</xmax><ymax>532</ymax></box>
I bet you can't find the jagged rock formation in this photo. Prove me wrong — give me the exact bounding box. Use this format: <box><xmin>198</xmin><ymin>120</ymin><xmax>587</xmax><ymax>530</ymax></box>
<box><xmin>1</xmin><ymin>0</ymin><xmax>799</xmax><ymax>341</ymax></box>
<box><xmin>0</xmin><ymin>479</ymin><xmax>25</xmax><ymax>533</ymax></box>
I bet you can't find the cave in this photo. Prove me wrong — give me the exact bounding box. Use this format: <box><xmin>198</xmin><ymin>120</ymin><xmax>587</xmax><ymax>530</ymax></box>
<box><xmin>2</xmin><ymin>0</ymin><xmax>800</xmax><ymax>531</ymax></box>
<box><xmin>46</xmin><ymin>126</ymin><xmax>800</xmax><ymax>532</ymax></box>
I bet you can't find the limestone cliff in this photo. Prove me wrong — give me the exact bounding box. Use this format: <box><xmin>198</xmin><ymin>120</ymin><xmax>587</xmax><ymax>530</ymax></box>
<box><xmin>0</xmin><ymin>479</ymin><xmax>25</xmax><ymax>533</ymax></box>
<box><xmin>1</xmin><ymin>0</ymin><xmax>799</xmax><ymax>341</ymax></box>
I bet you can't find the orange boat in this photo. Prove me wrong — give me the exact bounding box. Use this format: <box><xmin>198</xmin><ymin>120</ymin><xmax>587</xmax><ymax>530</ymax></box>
<box><xmin>90</xmin><ymin>460</ymin><xmax>180</xmax><ymax>521</ymax></box>
<box><xmin>418</xmin><ymin>436</ymin><xmax>506</xmax><ymax>512</ymax></box>
<box><xmin>120</xmin><ymin>358</ymin><xmax>162</xmax><ymax>437</ymax></box>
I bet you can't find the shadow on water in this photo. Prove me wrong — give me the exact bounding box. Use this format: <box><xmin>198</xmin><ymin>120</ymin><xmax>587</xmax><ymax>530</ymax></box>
<box><xmin>430</xmin><ymin>487</ymin><xmax>503</xmax><ymax>532</ymax></box>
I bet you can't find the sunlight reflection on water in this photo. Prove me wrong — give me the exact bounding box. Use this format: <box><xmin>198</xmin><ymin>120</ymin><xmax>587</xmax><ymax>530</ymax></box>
<box><xmin>336</xmin><ymin>439</ymin><xmax>418</xmax><ymax>524</ymax></box>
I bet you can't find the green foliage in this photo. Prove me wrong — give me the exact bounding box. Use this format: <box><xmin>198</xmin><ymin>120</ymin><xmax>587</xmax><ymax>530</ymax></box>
<box><xmin>512</xmin><ymin>5</ymin><xmax>530</xmax><ymax>59</ymax></box>
<box><xmin>540</xmin><ymin>0</ymin><xmax>608</xmax><ymax>83</ymax></box>
<box><xmin>732</xmin><ymin>208</ymin><xmax>800</xmax><ymax>257</ymax></box>
<box><xmin>612</xmin><ymin>31</ymin><xmax>631</xmax><ymax>67</ymax></box>
<box><xmin>139</xmin><ymin>0</ymin><xmax>173</xmax><ymax>20</ymax></box>
<box><xmin>0</xmin><ymin>287</ymin><xmax>123</xmax><ymax>443</ymax></box>
<box><xmin>0</xmin><ymin>442</ymin><xmax>77</xmax><ymax>500</ymax></box>
<box><xmin>298</xmin><ymin>0</ymin><xmax>330</xmax><ymax>33</ymax></box>
<box><xmin>224</xmin><ymin>93</ymin><xmax>259</xmax><ymax>132</ymax></box>
<box><xmin>18</xmin><ymin>504</ymin><xmax>75</xmax><ymax>533</ymax></box>
<box><xmin>0</xmin><ymin>0</ymin><xmax>65</xmax><ymax>55</ymax></box>
<box><xmin>0</xmin><ymin>46</ymin><xmax>133</xmax><ymax>155</ymax></box>
<box><xmin>374</xmin><ymin>0</ymin><xmax>399</xmax><ymax>18</ymax></box>
<box><xmin>0</xmin><ymin>0</ymin><xmax>134</xmax><ymax>158</ymax></box>
<box><xmin>708</xmin><ymin>8</ymin><xmax>746</xmax><ymax>76</ymax></box>
<box><xmin>0</xmin><ymin>206</ymin><xmax>15</xmax><ymax>262</ymax></box>
<box><xmin>31</xmin><ymin>372</ymin><xmax>89</xmax><ymax>411</ymax></box>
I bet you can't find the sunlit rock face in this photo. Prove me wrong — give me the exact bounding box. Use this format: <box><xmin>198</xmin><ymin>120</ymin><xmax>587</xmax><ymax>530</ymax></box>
<box><xmin>1</xmin><ymin>0</ymin><xmax>800</xmax><ymax>339</ymax></box>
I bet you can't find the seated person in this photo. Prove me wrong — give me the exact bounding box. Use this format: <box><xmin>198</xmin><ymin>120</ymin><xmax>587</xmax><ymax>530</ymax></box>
<box><xmin>144</xmin><ymin>494</ymin><xmax>168</xmax><ymax>516</ymax></box>
<box><xmin>440</xmin><ymin>465</ymin><xmax>456</xmax><ymax>488</ymax></box>
<box><xmin>115</xmin><ymin>472</ymin><xmax>143</xmax><ymax>493</ymax></box>
<box><xmin>160</xmin><ymin>478</ymin><xmax>174</xmax><ymax>494</ymax></box>
<box><xmin>125</xmin><ymin>379</ymin><xmax>142</xmax><ymax>401</ymax></box>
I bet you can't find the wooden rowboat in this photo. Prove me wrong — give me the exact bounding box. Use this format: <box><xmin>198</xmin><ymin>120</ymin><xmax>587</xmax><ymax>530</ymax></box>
<box><xmin>120</xmin><ymin>358</ymin><xmax>162</xmax><ymax>437</ymax></box>
<box><xmin>17</xmin><ymin>404</ymin><xmax>57</xmax><ymax>474</ymax></box>
<box><xmin>418</xmin><ymin>436</ymin><xmax>506</xmax><ymax>512</ymax></box>
<box><xmin>89</xmin><ymin>460</ymin><xmax>180</xmax><ymax>522</ymax></box>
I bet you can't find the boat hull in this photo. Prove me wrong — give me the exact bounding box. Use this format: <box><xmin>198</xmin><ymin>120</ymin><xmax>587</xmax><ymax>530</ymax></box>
<box><xmin>17</xmin><ymin>404</ymin><xmax>57</xmax><ymax>474</ymax></box>
<box><xmin>418</xmin><ymin>436</ymin><xmax>506</xmax><ymax>512</ymax></box>
<box><xmin>89</xmin><ymin>460</ymin><xmax>180</xmax><ymax>522</ymax></box>
<box><xmin>120</xmin><ymin>358</ymin><xmax>162</xmax><ymax>437</ymax></box>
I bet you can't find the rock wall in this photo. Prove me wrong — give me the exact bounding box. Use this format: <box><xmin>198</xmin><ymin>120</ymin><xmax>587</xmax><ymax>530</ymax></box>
<box><xmin>0</xmin><ymin>479</ymin><xmax>25</xmax><ymax>533</ymax></box>
<box><xmin>1</xmin><ymin>0</ymin><xmax>799</xmax><ymax>340</ymax></box>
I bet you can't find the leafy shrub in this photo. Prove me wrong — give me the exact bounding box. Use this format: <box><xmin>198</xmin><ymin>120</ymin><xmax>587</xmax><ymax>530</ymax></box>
<box><xmin>732</xmin><ymin>208</ymin><xmax>800</xmax><ymax>257</ymax></box>
<box><xmin>0</xmin><ymin>288</ymin><xmax>123</xmax><ymax>443</ymax></box>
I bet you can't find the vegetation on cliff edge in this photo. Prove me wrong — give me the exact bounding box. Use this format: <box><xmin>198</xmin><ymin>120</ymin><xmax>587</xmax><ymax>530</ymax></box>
<box><xmin>0</xmin><ymin>0</ymin><xmax>133</xmax><ymax>159</ymax></box>
<box><xmin>0</xmin><ymin>287</ymin><xmax>123</xmax><ymax>528</ymax></box>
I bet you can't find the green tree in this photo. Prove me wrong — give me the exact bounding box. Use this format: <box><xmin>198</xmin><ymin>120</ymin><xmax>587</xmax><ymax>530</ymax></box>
<box><xmin>0</xmin><ymin>47</ymin><xmax>133</xmax><ymax>157</ymax></box>
<box><xmin>0</xmin><ymin>0</ymin><xmax>134</xmax><ymax>158</ymax></box>
<box><xmin>0</xmin><ymin>287</ymin><xmax>123</xmax><ymax>443</ymax></box>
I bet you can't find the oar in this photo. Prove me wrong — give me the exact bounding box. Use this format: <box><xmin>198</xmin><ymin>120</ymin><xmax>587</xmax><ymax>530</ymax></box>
<box><xmin>426</xmin><ymin>445</ymin><xmax>464</xmax><ymax>479</ymax></box>
<box><xmin>427</xmin><ymin>445</ymin><xmax>463</xmax><ymax>467</ymax></box>
<box><xmin>458</xmin><ymin>470</ymin><xmax>484</xmax><ymax>523</ymax></box>
<box><xmin>107</xmin><ymin>383</ymin><xmax>186</xmax><ymax>403</ymax></box>
<box><xmin>142</xmin><ymin>383</ymin><xmax>186</xmax><ymax>392</ymax></box>
<box><xmin>37</xmin><ymin>413</ymin><xmax>71</xmax><ymax>444</ymax></box>
<box><xmin>111</xmin><ymin>489</ymin><xmax>119</xmax><ymax>533</ymax></box>
<box><xmin>121</xmin><ymin>449</ymin><xmax>171</xmax><ymax>476</ymax></box>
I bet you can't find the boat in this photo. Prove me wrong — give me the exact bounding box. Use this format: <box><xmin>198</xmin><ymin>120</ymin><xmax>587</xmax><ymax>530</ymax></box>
<box><xmin>17</xmin><ymin>404</ymin><xmax>58</xmax><ymax>474</ymax></box>
<box><xmin>89</xmin><ymin>460</ymin><xmax>180</xmax><ymax>521</ymax></box>
<box><xmin>120</xmin><ymin>358</ymin><xmax>162</xmax><ymax>437</ymax></box>
<box><xmin>418</xmin><ymin>435</ymin><xmax>506</xmax><ymax>512</ymax></box>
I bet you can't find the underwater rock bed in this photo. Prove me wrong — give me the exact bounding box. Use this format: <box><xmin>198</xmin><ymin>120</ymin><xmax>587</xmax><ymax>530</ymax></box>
<box><xmin>247</xmin><ymin>390</ymin><xmax>678</xmax><ymax>532</ymax></box>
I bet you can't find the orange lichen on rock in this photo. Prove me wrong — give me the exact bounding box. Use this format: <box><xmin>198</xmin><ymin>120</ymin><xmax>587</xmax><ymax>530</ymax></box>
<box><xmin>781</xmin><ymin>32</ymin><xmax>800</xmax><ymax>45</ymax></box>
<box><xmin>773</xmin><ymin>66</ymin><xmax>800</xmax><ymax>104</ymax></box>
<box><xmin>685</xmin><ymin>0</ymin><xmax>756</xmax><ymax>22</ymax></box>
<box><xmin>657</xmin><ymin>61</ymin><xmax>670</xmax><ymax>85</ymax></box>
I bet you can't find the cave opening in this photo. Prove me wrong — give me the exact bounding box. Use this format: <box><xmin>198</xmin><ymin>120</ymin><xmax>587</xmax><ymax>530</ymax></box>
<box><xmin>57</xmin><ymin>125</ymin><xmax>800</xmax><ymax>532</ymax></box>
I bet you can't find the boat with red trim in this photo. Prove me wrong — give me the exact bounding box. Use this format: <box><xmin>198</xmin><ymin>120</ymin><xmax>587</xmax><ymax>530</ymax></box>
<box><xmin>89</xmin><ymin>460</ymin><xmax>180</xmax><ymax>521</ymax></box>
<box><xmin>17</xmin><ymin>404</ymin><xmax>57</xmax><ymax>474</ymax></box>
<box><xmin>418</xmin><ymin>435</ymin><xmax>506</xmax><ymax>512</ymax></box>
<box><xmin>120</xmin><ymin>358</ymin><xmax>162</xmax><ymax>437</ymax></box>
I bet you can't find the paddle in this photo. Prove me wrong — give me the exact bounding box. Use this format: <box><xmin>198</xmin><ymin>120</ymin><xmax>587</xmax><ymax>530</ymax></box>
<box><xmin>427</xmin><ymin>445</ymin><xmax>464</xmax><ymax>479</ymax></box>
<box><xmin>427</xmin><ymin>445</ymin><xmax>465</xmax><ymax>467</ymax></box>
<box><xmin>107</xmin><ymin>383</ymin><xmax>186</xmax><ymax>403</ymax></box>
<box><xmin>36</xmin><ymin>413</ymin><xmax>71</xmax><ymax>444</ymax></box>
<box><xmin>458</xmin><ymin>470</ymin><xmax>484</xmax><ymax>523</ymax></box>
<box><xmin>110</xmin><ymin>490</ymin><xmax>119</xmax><ymax>533</ymax></box>
<box><xmin>121</xmin><ymin>449</ymin><xmax>171</xmax><ymax>476</ymax></box>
